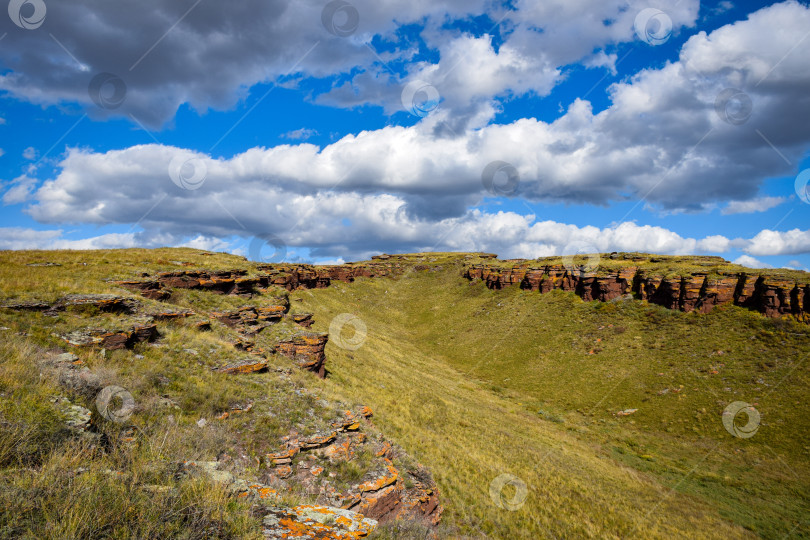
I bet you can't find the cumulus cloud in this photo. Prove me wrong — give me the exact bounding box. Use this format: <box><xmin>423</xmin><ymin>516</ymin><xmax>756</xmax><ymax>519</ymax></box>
<box><xmin>721</xmin><ymin>196</ymin><xmax>786</xmax><ymax>214</ymax></box>
<box><xmin>745</xmin><ymin>229</ymin><xmax>810</xmax><ymax>256</ymax></box>
<box><xmin>3</xmin><ymin>1</ymin><xmax>810</xmax><ymax>263</ymax></box>
<box><xmin>0</xmin><ymin>0</ymin><xmax>699</xmax><ymax>128</ymax></box>
<box><xmin>322</xmin><ymin>0</ymin><xmax>700</xmax><ymax>126</ymax></box>
<box><xmin>0</xmin><ymin>227</ymin><xmax>137</xmax><ymax>250</ymax></box>
<box><xmin>733</xmin><ymin>255</ymin><xmax>772</xmax><ymax>269</ymax></box>
<box><xmin>5</xmin><ymin>216</ymin><xmax>809</xmax><ymax>264</ymax></box>
<box><xmin>2</xmin><ymin>175</ymin><xmax>39</xmax><ymax>205</ymax></box>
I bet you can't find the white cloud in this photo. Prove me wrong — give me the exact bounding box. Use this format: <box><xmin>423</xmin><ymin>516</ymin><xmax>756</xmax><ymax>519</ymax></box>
<box><xmin>0</xmin><ymin>228</ymin><xmax>136</xmax><ymax>250</ymax></box>
<box><xmin>0</xmin><ymin>0</ymin><xmax>700</xmax><ymax>127</ymax></box>
<box><xmin>22</xmin><ymin>147</ymin><xmax>37</xmax><ymax>160</ymax></box>
<box><xmin>697</xmin><ymin>235</ymin><xmax>731</xmax><ymax>252</ymax></box>
<box><xmin>4</xmin><ymin>2</ymin><xmax>810</xmax><ymax>264</ymax></box>
<box><xmin>745</xmin><ymin>229</ymin><xmax>810</xmax><ymax>256</ymax></box>
<box><xmin>733</xmin><ymin>255</ymin><xmax>772</xmax><ymax>269</ymax></box>
<box><xmin>721</xmin><ymin>196</ymin><xmax>786</xmax><ymax>214</ymax></box>
<box><xmin>2</xmin><ymin>175</ymin><xmax>39</xmax><ymax>205</ymax></box>
<box><xmin>283</xmin><ymin>128</ymin><xmax>319</xmax><ymax>140</ymax></box>
<box><xmin>6</xmin><ymin>215</ymin><xmax>810</xmax><ymax>265</ymax></box>
<box><xmin>6</xmin><ymin>212</ymin><xmax>810</xmax><ymax>266</ymax></box>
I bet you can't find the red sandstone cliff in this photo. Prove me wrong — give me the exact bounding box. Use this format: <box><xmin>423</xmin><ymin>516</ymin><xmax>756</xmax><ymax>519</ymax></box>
<box><xmin>464</xmin><ymin>263</ymin><xmax>810</xmax><ymax>320</ymax></box>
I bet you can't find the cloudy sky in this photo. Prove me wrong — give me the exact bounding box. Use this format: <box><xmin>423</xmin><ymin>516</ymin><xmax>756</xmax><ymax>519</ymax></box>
<box><xmin>1</xmin><ymin>0</ymin><xmax>809</xmax><ymax>267</ymax></box>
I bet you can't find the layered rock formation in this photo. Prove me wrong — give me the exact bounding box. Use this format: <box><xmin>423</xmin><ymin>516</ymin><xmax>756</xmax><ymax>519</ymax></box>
<box><xmin>59</xmin><ymin>324</ymin><xmax>158</xmax><ymax>350</ymax></box>
<box><xmin>116</xmin><ymin>262</ymin><xmax>405</xmax><ymax>300</ymax></box>
<box><xmin>3</xmin><ymin>294</ymin><xmax>139</xmax><ymax>315</ymax></box>
<box><xmin>264</xmin><ymin>407</ymin><xmax>443</xmax><ymax>529</ymax></box>
<box><xmin>255</xmin><ymin>263</ymin><xmax>404</xmax><ymax>291</ymax></box>
<box><xmin>276</xmin><ymin>332</ymin><xmax>329</xmax><ymax>378</ymax></box>
<box><xmin>464</xmin><ymin>263</ymin><xmax>810</xmax><ymax>320</ymax></box>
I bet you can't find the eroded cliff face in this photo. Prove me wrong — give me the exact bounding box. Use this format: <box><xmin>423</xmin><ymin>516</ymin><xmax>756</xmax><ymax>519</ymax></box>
<box><xmin>115</xmin><ymin>262</ymin><xmax>406</xmax><ymax>299</ymax></box>
<box><xmin>464</xmin><ymin>263</ymin><xmax>810</xmax><ymax>320</ymax></box>
<box><xmin>111</xmin><ymin>263</ymin><xmax>407</xmax><ymax>379</ymax></box>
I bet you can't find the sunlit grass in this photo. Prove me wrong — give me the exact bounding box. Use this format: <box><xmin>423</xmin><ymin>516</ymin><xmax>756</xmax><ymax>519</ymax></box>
<box><xmin>297</xmin><ymin>261</ymin><xmax>810</xmax><ymax>538</ymax></box>
<box><xmin>1</xmin><ymin>248</ymin><xmax>808</xmax><ymax>538</ymax></box>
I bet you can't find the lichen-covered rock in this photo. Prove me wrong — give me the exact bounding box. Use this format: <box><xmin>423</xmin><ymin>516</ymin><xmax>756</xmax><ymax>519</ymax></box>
<box><xmin>276</xmin><ymin>332</ymin><xmax>328</xmax><ymax>378</ymax></box>
<box><xmin>262</xmin><ymin>505</ymin><xmax>377</xmax><ymax>539</ymax></box>
<box><xmin>1</xmin><ymin>300</ymin><xmax>52</xmax><ymax>311</ymax></box>
<box><xmin>212</xmin><ymin>305</ymin><xmax>288</xmax><ymax>329</ymax></box>
<box><xmin>3</xmin><ymin>294</ymin><xmax>140</xmax><ymax>314</ymax></box>
<box><xmin>153</xmin><ymin>269</ymin><xmax>255</xmax><ymax>296</ymax></box>
<box><xmin>290</xmin><ymin>313</ymin><xmax>314</xmax><ymax>328</ymax></box>
<box><xmin>60</xmin><ymin>294</ymin><xmax>140</xmax><ymax>314</ymax></box>
<box><xmin>264</xmin><ymin>407</ymin><xmax>443</xmax><ymax>529</ymax></box>
<box><xmin>52</xmin><ymin>396</ymin><xmax>92</xmax><ymax>431</ymax></box>
<box><xmin>216</xmin><ymin>360</ymin><xmax>268</xmax><ymax>375</ymax></box>
<box><xmin>59</xmin><ymin>324</ymin><xmax>158</xmax><ymax>350</ymax></box>
<box><xmin>115</xmin><ymin>280</ymin><xmax>171</xmax><ymax>301</ymax></box>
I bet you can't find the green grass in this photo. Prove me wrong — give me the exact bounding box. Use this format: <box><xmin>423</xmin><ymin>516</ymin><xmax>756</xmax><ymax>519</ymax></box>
<box><xmin>0</xmin><ymin>249</ymin><xmax>380</xmax><ymax>538</ymax></box>
<box><xmin>477</xmin><ymin>251</ymin><xmax>810</xmax><ymax>283</ymax></box>
<box><xmin>295</xmin><ymin>258</ymin><xmax>810</xmax><ymax>538</ymax></box>
<box><xmin>1</xmin><ymin>248</ymin><xmax>808</xmax><ymax>539</ymax></box>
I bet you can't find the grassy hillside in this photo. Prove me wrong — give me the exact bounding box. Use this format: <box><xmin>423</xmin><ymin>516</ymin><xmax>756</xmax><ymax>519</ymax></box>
<box><xmin>0</xmin><ymin>249</ymin><xmax>808</xmax><ymax>538</ymax></box>
<box><xmin>295</xmin><ymin>255</ymin><xmax>810</xmax><ymax>538</ymax></box>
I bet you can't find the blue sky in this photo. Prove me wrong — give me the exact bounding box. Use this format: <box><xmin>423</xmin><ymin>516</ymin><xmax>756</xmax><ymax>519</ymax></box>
<box><xmin>1</xmin><ymin>0</ymin><xmax>809</xmax><ymax>268</ymax></box>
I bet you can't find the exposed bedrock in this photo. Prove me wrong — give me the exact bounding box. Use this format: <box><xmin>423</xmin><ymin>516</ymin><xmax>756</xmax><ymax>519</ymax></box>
<box><xmin>115</xmin><ymin>263</ymin><xmax>404</xmax><ymax>299</ymax></box>
<box><xmin>465</xmin><ymin>264</ymin><xmax>810</xmax><ymax>321</ymax></box>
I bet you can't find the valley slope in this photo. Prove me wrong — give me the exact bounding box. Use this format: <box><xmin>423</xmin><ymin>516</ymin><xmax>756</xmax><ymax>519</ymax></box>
<box><xmin>1</xmin><ymin>249</ymin><xmax>808</xmax><ymax>539</ymax></box>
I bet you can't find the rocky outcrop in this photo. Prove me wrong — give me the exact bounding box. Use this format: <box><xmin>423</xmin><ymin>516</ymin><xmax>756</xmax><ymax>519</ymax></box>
<box><xmin>115</xmin><ymin>270</ymin><xmax>257</xmax><ymax>299</ymax></box>
<box><xmin>264</xmin><ymin>407</ymin><xmax>443</xmax><ymax>529</ymax></box>
<box><xmin>258</xmin><ymin>263</ymin><xmax>404</xmax><ymax>291</ymax></box>
<box><xmin>290</xmin><ymin>313</ymin><xmax>314</xmax><ymax>328</ymax></box>
<box><xmin>3</xmin><ymin>294</ymin><xmax>139</xmax><ymax>315</ymax></box>
<box><xmin>59</xmin><ymin>324</ymin><xmax>158</xmax><ymax>350</ymax></box>
<box><xmin>464</xmin><ymin>264</ymin><xmax>810</xmax><ymax>321</ymax></box>
<box><xmin>115</xmin><ymin>280</ymin><xmax>171</xmax><ymax>301</ymax></box>
<box><xmin>211</xmin><ymin>305</ymin><xmax>288</xmax><ymax>329</ymax></box>
<box><xmin>276</xmin><ymin>332</ymin><xmax>329</xmax><ymax>378</ymax></box>
<box><xmin>116</xmin><ymin>263</ymin><xmax>404</xmax><ymax>300</ymax></box>
<box><xmin>215</xmin><ymin>359</ymin><xmax>269</xmax><ymax>375</ymax></box>
<box><xmin>262</xmin><ymin>505</ymin><xmax>377</xmax><ymax>539</ymax></box>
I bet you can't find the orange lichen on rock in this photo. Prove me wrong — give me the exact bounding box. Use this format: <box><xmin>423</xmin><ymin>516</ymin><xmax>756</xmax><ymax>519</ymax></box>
<box><xmin>355</xmin><ymin>461</ymin><xmax>399</xmax><ymax>494</ymax></box>
<box><xmin>263</xmin><ymin>505</ymin><xmax>377</xmax><ymax>539</ymax></box>
<box><xmin>216</xmin><ymin>360</ymin><xmax>268</xmax><ymax>374</ymax></box>
<box><xmin>276</xmin><ymin>332</ymin><xmax>328</xmax><ymax>378</ymax></box>
<box><xmin>375</xmin><ymin>442</ymin><xmax>392</xmax><ymax>459</ymax></box>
